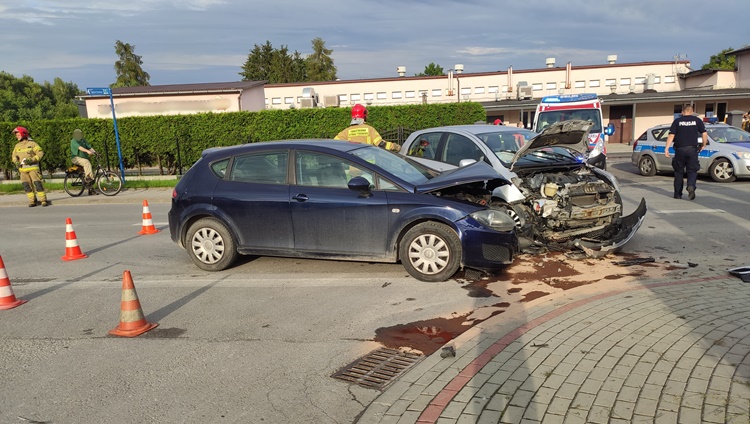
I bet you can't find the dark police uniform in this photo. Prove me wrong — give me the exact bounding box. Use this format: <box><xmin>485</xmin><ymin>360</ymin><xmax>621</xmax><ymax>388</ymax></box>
<box><xmin>668</xmin><ymin>114</ymin><xmax>706</xmax><ymax>197</ymax></box>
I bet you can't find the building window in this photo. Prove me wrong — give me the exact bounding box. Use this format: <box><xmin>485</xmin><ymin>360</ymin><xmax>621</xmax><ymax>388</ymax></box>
<box><xmin>377</xmin><ymin>92</ymin><xmax>387</xmax><ymax>100</ymax></box>
<box><xmin>532</xmin><ymin>83</ymin><xmax>543</xmax><ymax>91</ymax></box>
<box><xmin>264</xmin><ymin>98</ymin><xmax>269</xmax><ymax>105</ymax></box>
<box><xmin>546</xmin><ymin>82</ymin><xmax>557</xmax><ymax>90</ymax></box>
<box><xmin>432</xmin><ymin>89</ymin><xmax>442</xmax><ymax>97</ymax></box>
<box><xmin>338</xmin><ymin>94</ymin><xmax>348</xmax><ymax>102</ymax></box>
<box><xmin>605</xmin><ymin>79</ymin><xmax>616</xmax><ymax>87</ymax></box>
<box><xmin>635</xmin><ymin>77</ymin><xmax>646</xmax><ymax>85</ymax></box>
<box><xmin>589</xmin><ymin>80</ymin><xmax>601</xmax><ymax>87</ymax></box>
<box><xmin>673</xmin><ymin>104</ymin><xmax>683</xmax><ymax>119</ymax></box>
<box><xmin>405</xmin><ymin>91</ymin><xmax>416</xmax><ymax>98</ymax></box>
<box><xmin>488</xmin><ymin>86</ymin><xmax>499</xmax><ymax>93</ymax></box>
<box><xmin>620</xmin><ymin>78</ymin><xmax>631</xmax><ymax>86</ymax></box>
<box><xmin>418</xmin><ymin>90</ymin><xmax>428</xmax><ymax>98</ymax></box>
<box><xmin>364</xmin><ymin>93</ymin><xmax>374</xmax><ymax>101</ymax></box>
<box><xmin>665</xmin><ymin>75</ymin><xmax>676</xmax><ymax>84</ymax></box>
<box><xmin>392</xmin><ymin>91</ymin><xmax>402</xmax><ymax>99</ymax></box>
<box><xmin>351</xmin><ymin>94</ymin><xmax>361</xmax><ymax>101</ymax></box>
<box><xmin>474</xmin><ymin>87</ymin><xmax>485</xmax><ymax>94</ymax></box>
<box><xmin>575</xmin><ymin>81</ymin><xmax>585</xmax><ymax>88</ymax></box>
<box><xmin>284</xmin><ymin>97</ymin><xmax>294</xmax><ymax>104</ymax></box>
<box><xmin>272</xmin><ymin>97</ymin><xmax>281</xmax><ymax>105</ymax></box>
<box><xmin>460</xmin><ymin>87</ymin><xmax>471</xmax><ymax>95</ymax></box>
<box><xmin>654</xmin><ymin>76</ymin><xmax>661</xmax><ymax>84</ymax></box>
<box><xmin>501</xmin><ymin>85</ymin><xmax>508</xmax><ymax>92</ymax></box>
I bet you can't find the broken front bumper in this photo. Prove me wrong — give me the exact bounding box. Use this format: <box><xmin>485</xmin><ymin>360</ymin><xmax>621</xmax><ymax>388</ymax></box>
<box><xmin>573</xmin><ymin>198</ymin><xmax>648</xmax><ymax>258</ymax></box>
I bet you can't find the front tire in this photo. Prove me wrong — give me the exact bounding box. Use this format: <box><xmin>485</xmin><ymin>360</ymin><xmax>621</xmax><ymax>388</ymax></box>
<box><xmin>638</xmin><ymin>155</ymin><xmax>657</xmax><ymax>176</ymax></box>
<box><xmin>186</xmin><ymin>218</ymin><xmax>238</xmax><ymax>271</ymax></box>
<box><xmin>709</xmin><ymin>158</ymin><xmax>736</xmax><ymax>182</ymax></box>
<box><xmin>399</xmin><ymin>222</ymin><xmax>461</xmax><ymax>282</ymax></box>
<box><xmin>97</xmin><ymin>171</ymin><xmax>123</xmax><ymax>196</ymax></box>
<box><xmin>63</xmin><ymin>172</ymin><xmax>85</xmax><ymax>197</ymax></box>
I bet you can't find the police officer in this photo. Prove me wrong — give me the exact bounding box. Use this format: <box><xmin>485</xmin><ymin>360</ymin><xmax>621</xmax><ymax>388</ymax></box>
<box><xmin>11</xmin><ymin>126</ymin><xmax>49</xmax><ymax>207</ymax></box>
<box><xmin>665</xmin><ymin>104</ymin><xmax>708</xmax><ymax>200</ymax></box>
<box><xmin>334</xmin><ymin>104</ymin><xmax>400</xmax><ymax>151</ymax></box>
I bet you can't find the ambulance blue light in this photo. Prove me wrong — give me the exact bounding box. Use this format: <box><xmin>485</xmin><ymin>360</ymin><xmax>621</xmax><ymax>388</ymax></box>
<box><xmin>540</xmin><ymin>93</ymin><xmax>598</xmax><ymax>103</ymax></box>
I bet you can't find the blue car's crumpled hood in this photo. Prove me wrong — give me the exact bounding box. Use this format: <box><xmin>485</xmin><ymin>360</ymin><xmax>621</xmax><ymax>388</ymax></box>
<box><xmin>414</xmin><ymin>161</ymin><xmax>506</xmax><ymax>194</ymax></box>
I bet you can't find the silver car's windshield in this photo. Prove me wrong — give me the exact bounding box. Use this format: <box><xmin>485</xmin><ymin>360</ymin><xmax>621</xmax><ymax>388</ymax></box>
<box><xmin>350</xmin><ymin>145</ymin><xmax>436</xmax><ymax>185</ymax></box>
<box><xmin>707</xmin><ymin>126</ymin><xmax>750</xmax><ymax>144</ymax></box>
<box><xmin>476</xmin><ymin>129</ymin><xmax>538</xmax><ymax>165</ymax></box>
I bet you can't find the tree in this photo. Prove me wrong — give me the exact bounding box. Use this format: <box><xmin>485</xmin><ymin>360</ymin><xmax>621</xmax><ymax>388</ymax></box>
<box><xmin>240</xmin><ymin>41</ymin><xmax>307</xmax><ymax>83</ymax></box>
<box><xmin>416</xmin><ymin>63</ymin><xmax>444</xmax><ymax>76</ymax></box>
<box><xmin>701</xmin><ymin>47</ymin><xmax>737</xmax><ymax>70</ymax></box>
<box><xmin>0</xmin><ymin>71</ymin><xmax>81</xmax><ymax>121</ymax></box>
<box><xmin>305</xmin><ymin>37</ymin><xmax>337</xmax><ymax>82</ymax></box>
<box><xmin>112</xmin><ymin>40</ymin><xmax>150</xmax><ymax>88</ymax></box>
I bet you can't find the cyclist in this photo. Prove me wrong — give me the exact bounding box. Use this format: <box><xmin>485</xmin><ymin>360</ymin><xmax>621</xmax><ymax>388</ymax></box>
<box><xmin>70</xmin><ymin>129</ymin><xmax>97</xmax><ymax>195</ymax></box>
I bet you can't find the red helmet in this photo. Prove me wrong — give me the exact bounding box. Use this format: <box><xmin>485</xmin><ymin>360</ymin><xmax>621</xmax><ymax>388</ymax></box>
<box><xmin>12</xmin><ymin>126</ymin><xmax>29</xmax><ymax>138</ymax></box>
<box><xmin>351</xmin><ymin>104</ymin><xmax>368</xmax><ymax>119</ymax></box>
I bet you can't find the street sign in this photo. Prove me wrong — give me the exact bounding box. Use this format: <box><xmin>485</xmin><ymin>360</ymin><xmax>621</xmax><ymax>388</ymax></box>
<box><xmin>86</xmin><ymin>87</ymin><xmax>111</xmax><ymax>96</ymax></box>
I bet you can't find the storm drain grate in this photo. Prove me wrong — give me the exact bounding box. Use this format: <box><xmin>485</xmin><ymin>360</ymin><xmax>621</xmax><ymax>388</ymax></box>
<box><xmin>332</xmin><ymin>347</ymin><xmax>423</xmax><ymax>390</ymax></box>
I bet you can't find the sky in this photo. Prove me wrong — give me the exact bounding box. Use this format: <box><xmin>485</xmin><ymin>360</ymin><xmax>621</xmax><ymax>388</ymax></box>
<box><xmin>1</xmin><ymin>0</ymin><xmax>748</xmax><ymax>90</ymax></box>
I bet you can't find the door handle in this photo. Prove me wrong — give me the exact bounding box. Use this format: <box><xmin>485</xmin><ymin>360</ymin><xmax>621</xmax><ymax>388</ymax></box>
<box><xmin>292</xmin><ymin>194</ymin><xmax>308</xmax><ymax>202</ymax></box>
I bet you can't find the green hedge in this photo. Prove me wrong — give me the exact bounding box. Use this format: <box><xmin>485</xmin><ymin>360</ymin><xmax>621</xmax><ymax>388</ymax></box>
<box><xmin>1</xmin><ymin>102</ymin><xmax>486</xmax><ymax>178</ymax></box>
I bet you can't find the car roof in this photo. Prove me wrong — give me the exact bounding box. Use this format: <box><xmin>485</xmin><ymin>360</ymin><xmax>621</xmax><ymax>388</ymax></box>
<box><xmin>202</xmin><ymin>139</ymin><xmax>363</xmax><ymax>159</ymax></box>
<box><xmin>413</xmin><ymin>124</ymin><xmax>534</xmax><ymax>135</ymax></box>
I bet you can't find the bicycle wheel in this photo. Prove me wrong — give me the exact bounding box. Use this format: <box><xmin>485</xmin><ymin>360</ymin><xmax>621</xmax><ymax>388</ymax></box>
<box><xmin>97</xmin><ymin>171</ymin><xmax>123</xmax><ymax>196</ymax></box>
<box><xmin>63</xmin><ymin>172</ymin><xmax>85</xmax><ymax>197</ymax></box>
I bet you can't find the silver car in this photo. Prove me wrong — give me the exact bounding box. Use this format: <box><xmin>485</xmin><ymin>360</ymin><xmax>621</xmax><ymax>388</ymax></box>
<box><xmin>631</xmin><ymin>122</ymin><xmax>750</xmax><ymax>182</ymax></box>
<box><xmin>399</xmin><ymin>121</ymin><xmax>647</xmax><ymax>258</ymax></box>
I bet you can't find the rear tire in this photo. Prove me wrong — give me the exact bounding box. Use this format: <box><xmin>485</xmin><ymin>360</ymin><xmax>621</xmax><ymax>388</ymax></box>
<box><xmin>186</xmin><ymin>218</ymin><xmax>238</xmax><ymax>271</ymax></box>
<box><xmin>63</xmin><ymin>172</ymin><xmax>85</xmax><ymax>197</ymax></box>
<box><xmin>97</xmin><ymin>171</ymin><xmax>123</xmax><ymax>196</ymax></box>
<box><xmin>399</xmin><ymin>222</ymin><xmax>461</xmax><ymax>282</ymax></box>
<box><xmin>638</xmin><ymin>155</ymin><xmax>657</xmax><ymax>176</ymax></box>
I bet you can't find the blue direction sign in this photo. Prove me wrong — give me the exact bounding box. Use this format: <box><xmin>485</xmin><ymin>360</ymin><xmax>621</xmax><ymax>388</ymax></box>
<box><xmin>86</xmin><ymin>87</ymin><xmax>111</xmax><ymax>96</ymax></box>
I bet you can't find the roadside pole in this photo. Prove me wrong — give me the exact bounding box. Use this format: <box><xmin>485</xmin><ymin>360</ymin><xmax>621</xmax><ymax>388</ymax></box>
<box><xmin>86</xmin><ymin>87</ymin><xmax>126</xmax><ymax>182</ymax></box>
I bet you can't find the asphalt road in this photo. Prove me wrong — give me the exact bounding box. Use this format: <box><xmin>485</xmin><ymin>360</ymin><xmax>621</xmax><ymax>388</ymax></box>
<box><xmin>0</xmin><ymin>156</ymin><xmax>748</xmax><ymax>423</ymax></box>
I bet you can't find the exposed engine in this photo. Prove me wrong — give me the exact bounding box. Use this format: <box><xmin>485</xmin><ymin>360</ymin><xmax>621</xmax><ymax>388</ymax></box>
<box><xmin>508</xmin><ymin>167</ymin><xmax>621</xmax><ymax>243</ymax></box>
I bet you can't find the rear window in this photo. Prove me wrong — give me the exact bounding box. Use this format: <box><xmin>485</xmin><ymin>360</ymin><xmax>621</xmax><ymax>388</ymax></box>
<box><xmin>210</xmin><ymin>158</ymin><xmax>229</xmax><ymax>178</ymax></box>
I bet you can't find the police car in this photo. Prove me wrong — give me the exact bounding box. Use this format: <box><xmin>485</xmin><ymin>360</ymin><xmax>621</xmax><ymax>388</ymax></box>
<box><xmin>631</xmin><ymin>121</ymin><xmax>750</xmax><ymax>182</ymax></box>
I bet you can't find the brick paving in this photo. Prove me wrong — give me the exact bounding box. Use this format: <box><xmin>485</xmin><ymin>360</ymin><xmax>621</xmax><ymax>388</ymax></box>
<box><xmin>357</xmin><ymin>274</ymin><xmax>750</xmax><ymax>424</ymax></box>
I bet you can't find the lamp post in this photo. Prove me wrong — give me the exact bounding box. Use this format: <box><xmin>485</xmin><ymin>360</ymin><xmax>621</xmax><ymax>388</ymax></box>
<box><xmin>620</xmin><ymin>115</ymin><xmax>626</xmax><ymax>144</ymax></box>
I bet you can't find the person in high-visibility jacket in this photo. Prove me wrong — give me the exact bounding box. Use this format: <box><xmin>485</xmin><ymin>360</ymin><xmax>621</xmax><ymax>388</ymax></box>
<box><xmin>334</xmin><ymin>104</ymin><xmax>400</xmax><ymax>152</ymax></box>
<box><xmin>11</xmin><ymin>126</ymin><xmax>49</xmax><ymax>207</ymax></box>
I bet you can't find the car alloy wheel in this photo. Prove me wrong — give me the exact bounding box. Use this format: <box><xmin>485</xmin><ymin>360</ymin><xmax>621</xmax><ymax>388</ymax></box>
<box><xmin>638</xmin><ymin>155</ymin><xmax>657</xmax><ymax>176</ymax></box>
<box><xmin>399</xmin><ymin>222</ymin><xmax>461</xmax><ymax>282</ymax></box>
<box><xmin>186</xmin><ymin>218</ymin><xmax>238</xmax><ymax>271</ymax></box>
<box><xmin>709</xmin><ymin>158</ymin><xmax>736</xmax><ymax>183</ymax></box>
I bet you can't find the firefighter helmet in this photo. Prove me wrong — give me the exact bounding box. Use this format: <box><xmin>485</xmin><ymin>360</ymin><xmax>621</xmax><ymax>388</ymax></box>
<box><xmin>351</xmin><ymin>104</ymin><xmax>368</xmax><ymax>119</ymax></box>
<box><xmin>12</xmin><ymin>126</ymin><xmax>29</xmax><ymax>138</ymax></box>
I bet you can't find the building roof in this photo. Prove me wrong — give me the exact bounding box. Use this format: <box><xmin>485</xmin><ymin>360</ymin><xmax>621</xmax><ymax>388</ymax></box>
<box><xmin>87</xmin><ymin>80</ymin><xmax>266</xmax><ymax>97</ymax></box>
<box><xmin>728</xmin><ymin>46</ymin><xmax>750</xmax><ymax>56</ymax></box>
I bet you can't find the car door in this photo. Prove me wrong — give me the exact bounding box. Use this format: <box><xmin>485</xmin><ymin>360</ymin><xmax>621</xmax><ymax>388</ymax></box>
<box><xmin>211</xmin><ymin>149</ymin><xmax>294</xmax><ymax>250</ymax></box>
<box><xmin>290</xmin><ymin>150</ymin><xmax>390</xmax><ymax>257</ymax></box>
<box><xmin>652</xmin><ymin>127</ymin><xmax>671</xmax><ymax>169</ymax></box>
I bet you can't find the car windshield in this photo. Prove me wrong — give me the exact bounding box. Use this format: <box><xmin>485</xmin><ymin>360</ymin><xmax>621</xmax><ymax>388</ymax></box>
<box><xmin>476</xmin><ymin>129</ymin><xmax>538</xmax><ymax>165</ymax></box>
<box><xmin>707</xmin><ymin>126</ymin><xmax>750</xmax><ymax>144</ymax></box>
<box><xmin>535</xmin><ymin>110</ymin><xmax>602</xmax><ymax>133</ymax></box>
<box><xmin>349</xmin><ymin>145</ymin><xmax>436</xmax><ymax>185</ymax></box>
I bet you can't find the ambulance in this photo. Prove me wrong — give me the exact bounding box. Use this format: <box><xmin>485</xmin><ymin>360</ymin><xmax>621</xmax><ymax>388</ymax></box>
<box><xmin>532</xmin><ymin>93</ymin><xmax>615</xmax><ymax>169</ymax></box>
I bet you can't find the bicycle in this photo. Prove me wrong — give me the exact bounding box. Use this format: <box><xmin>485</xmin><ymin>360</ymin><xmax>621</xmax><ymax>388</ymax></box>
<box><xmin>63</xmin><ymin>154</ymin><xmax>123</xmax><ymax>197</ymax></box>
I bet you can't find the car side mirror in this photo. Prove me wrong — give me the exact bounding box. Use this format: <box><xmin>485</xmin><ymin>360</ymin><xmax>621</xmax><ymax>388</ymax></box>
<box><xmin>604</xmin><ymin>123</ymin><xmax>615</xmax><ymax>136</ymax></box>
<box><xmin>348</xmin><ymin>176</ymin><xmax>372</xmax><ymax>197</ymax></box>
<box><xmin>458</xmin><ymin>158</ymin><xmax>477</xmax><ymax>167</ymax></box>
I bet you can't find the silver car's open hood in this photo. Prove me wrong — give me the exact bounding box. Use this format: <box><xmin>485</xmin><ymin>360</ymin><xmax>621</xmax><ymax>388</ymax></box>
<box><xmin>511</xmin><ymin>120</ymin><xmax>592</xmax><ymax>169</ymax></box>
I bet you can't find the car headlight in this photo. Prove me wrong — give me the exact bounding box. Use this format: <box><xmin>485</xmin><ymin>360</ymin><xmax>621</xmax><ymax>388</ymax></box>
<box><xmin>470</xmin><ymin>209</ymin><xmax>517</xmax><ymax>232</ymax></box>
<box><xmin>733</xmin><ymin>151</ymin><xmax>750</xmax><ymax>160</ymax></box>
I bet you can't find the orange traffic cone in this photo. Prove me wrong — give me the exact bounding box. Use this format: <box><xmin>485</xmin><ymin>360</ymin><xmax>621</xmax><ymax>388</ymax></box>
<box><xmin>109</xmin><ymin>270</ymin><xmax>158</xmax><ymax>337</ymax></box>
<box><xmin>0</xmin><ymin>256</ymin><xmax>27</xmax><ymax>310</ymax></box>
<box><xmin>138</xmin><ymin>200</ymin><xmax>160</xmax><ymax>235</ymax></box>
<box><xmin>61</xmin><ymin>217</ymin><xmax>87</xmax><ymax>261</ymax></box>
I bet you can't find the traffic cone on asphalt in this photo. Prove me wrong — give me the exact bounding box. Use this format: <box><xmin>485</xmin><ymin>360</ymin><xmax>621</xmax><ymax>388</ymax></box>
<box><xmin>138</xmin><ymin>200</ymin><xmax>160</xmax><ymax>235</ymax></box>
<box><xmin>61</xmin><ymin>217</ymin><xmax>87</xmax><ymax>261</ymax></box>
<box><xmin>0</xmin><ymin>256</ymin><xmax>28</xmax><ymax>310</ymax></box>
<box><xmin>109</xmin><ymin>270</ymin><xmax>158</xmax><ymax>337</ymax></box>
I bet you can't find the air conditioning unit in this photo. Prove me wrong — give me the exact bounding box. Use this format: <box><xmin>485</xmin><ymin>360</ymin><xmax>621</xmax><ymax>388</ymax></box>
<box><xmin>516</xmin><ymin>82</ymin><xmax>532</xmax><ymax>100</ymax></box>
<box><xmin>322</xmin><ymin>95</ymin><xmax>340</xmax><ymax>108</ymax></box>
<box><xmin>300</xmin><ymin>98</ymin><xmax>315</xmax><ymax>108</ymax></box>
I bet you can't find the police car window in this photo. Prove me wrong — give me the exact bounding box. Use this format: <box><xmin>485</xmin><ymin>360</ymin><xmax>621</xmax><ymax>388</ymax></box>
<box><xmin>652</xmin><ymin>128</ymin><xmax>669</xmax><ymax>142</ymax></box>
<box><xmin>229</xmin><ymin>151</ymin><xmax>288</xmax><ymax>184</ymax></box>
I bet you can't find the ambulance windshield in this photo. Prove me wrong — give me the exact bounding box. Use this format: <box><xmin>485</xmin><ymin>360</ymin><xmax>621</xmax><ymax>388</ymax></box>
<box><xmin>535</xmin><ymin>110</ymin><xmax>602</xmax><ymax>133</ymax></box>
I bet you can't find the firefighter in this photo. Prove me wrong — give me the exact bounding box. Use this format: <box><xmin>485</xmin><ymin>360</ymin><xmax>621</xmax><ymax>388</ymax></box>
<box><xmin>334</xmin><ymin>104</ymin><xmax>400</xmax><ymax>152</ymax></box>
<box><xmin>11</xmin><ymin>126</ymin><xmax>49</xmax><ymax>207</ymax></box>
